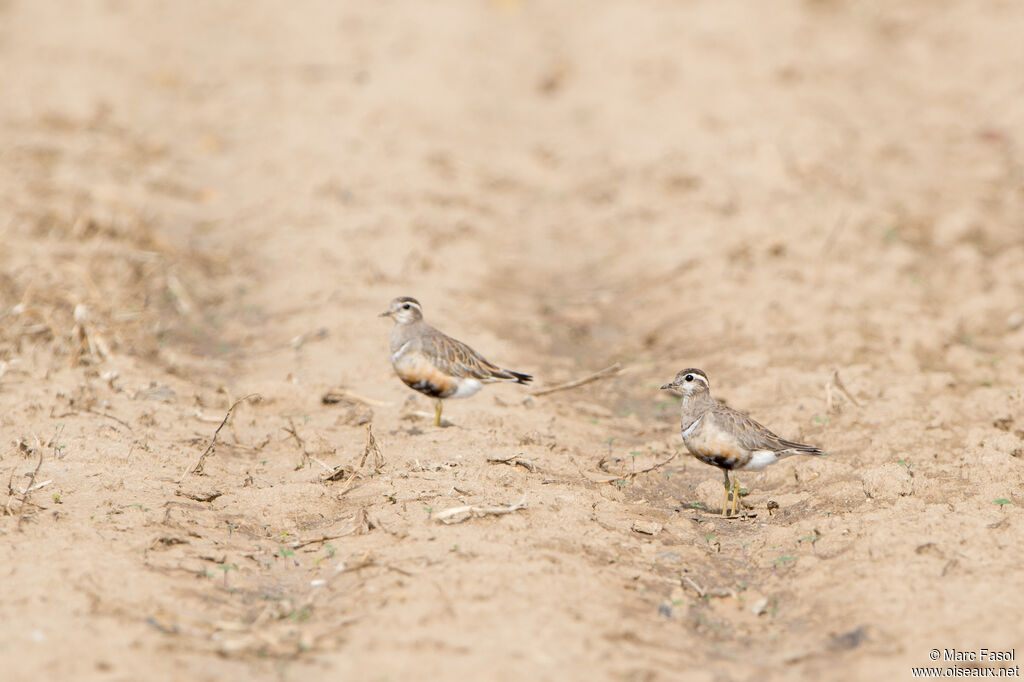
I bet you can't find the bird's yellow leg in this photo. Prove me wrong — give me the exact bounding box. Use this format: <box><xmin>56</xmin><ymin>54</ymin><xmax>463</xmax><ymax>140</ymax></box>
<box><xmin>434</xmin><ymin>399</ymin><xmax>443</xmax><ymax>427</ymax></box>
<box><xmin>731</xmin><ymin>476</ymin><xmax>742</xmax><ymax>517</ymax></box>
<box><xmin>722</xmin><ymin>469</ymin><xmax>732</xmax><ymax>517</ymax></box>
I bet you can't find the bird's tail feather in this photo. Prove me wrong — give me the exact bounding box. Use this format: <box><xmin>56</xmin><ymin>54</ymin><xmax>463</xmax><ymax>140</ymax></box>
<box><xmin>507</xmin><ymin>370</ymin><xmax>533</xmax><ymax>384</ymax></box>
<box><xmin>778</xmin><ymin>439</ymin><xmax>823</xmax><ymax>455</ymax></box>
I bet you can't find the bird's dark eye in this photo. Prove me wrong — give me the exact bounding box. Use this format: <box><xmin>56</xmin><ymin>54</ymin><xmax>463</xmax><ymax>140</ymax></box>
<box><xmin>684</xmin><ymin>374</ymin><xmax>694</xmax><ymax>382</ymax></box>
<box><xmin>401</xmin><ymin>303</ymin><xmax>411</xmax><ymax>310</ymax></box>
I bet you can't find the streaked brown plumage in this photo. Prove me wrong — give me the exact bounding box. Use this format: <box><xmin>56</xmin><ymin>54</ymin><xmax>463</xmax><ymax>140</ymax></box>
<box><xmin>661</xmin><ymin>368</ymin><xmax>822</xmax><ymax>517</ymax></box>
<box><xmin>380</xmin><ymin>296</ymin><xmax>532</xmax><ymax>425</ymax></box>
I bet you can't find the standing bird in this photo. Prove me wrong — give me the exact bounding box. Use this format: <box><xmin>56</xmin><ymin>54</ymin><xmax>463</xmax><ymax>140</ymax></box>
<box><xmin>660</xmin><ymin>368</ymin><xmax>823</xmax><ymax>517</ymax></box>
<box><xmin>380</xmin><ymin>297</ymin><xmax>532</xmax><ymax>426</ymax></box>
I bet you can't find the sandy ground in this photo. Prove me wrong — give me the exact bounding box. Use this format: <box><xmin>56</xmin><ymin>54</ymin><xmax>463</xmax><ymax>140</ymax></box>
<box><xmin>2</xmin><ymin>1</ymin><xmax>1023</xmax><ymax>680</ymax></box>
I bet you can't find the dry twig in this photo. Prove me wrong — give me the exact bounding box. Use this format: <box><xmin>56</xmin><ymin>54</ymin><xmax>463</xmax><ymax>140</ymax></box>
<box><xmin>631</xmin><ymin>451</ymin><xmax>678</xmax><ymax>476</ymax></box>
<box><xmin>434</xmin><ymin>494</ymin><xmax>527</xmax><ymax>524</ymax></box>
<box><xmin>283</xmin><ymin>416</ymin><xmax>306</xmax><ymax>450</ymax></box>
<box><xmin>588</xmin><ymin>451</ymin><xmax>678</xmax><ymax>484</ymax></box>
<box><xmin>487</xmin><ymin>454</ymin><xmax>538</xmax><ymax>473</ymax></box>
<box><xmin>682</xmin><ymin>575</ymin><xmax>706</xmax><ymax>598</ymax></box>
<box><xmin>17</xmin><ymin>447</ymin><xmax>46</xmax><ymax>531</ymax></box>
<box><xmin>336</xmin><ymin>555</ymin><xmax>413</xmax><ymax>577</ymax></box>
<box><xmin>3</xmin><ymin>467</ymin><xmax>17</xmax><ymax>516</ymax></box>
<box><xmin>289</xmin><ymin>528</ymin><xmax>357</xmax><ymax>550</ymax></box>
<box><xmin>826</xmin><ymin>369</ymin><xmax>860</xmax><ymax>413</ymax></box>
<box><xmin>531</xmin><ymin>363</ymin><xmax>622</xmax><ymax>397</ymax></box>
<box><xmin>321</xmin><ymin>389</ymin><xmax>392</xmax><ymax>407</ymax></box>
<box><xmin>179</xmin><ymin>393</ymin><xmax>260</xmax><ymax>480</ymax></box>
<box><xmin>309</xmin><ymin>456</ymin><xmax>334</xmax><ymax>474</ymax></box>
<box><xmin>358</xmin><ymin>423</ymin><xmax>385</xmax><ymax>471</ymax></box>
<box><xmin>175</xmin><ymin>489</ymin><xmax>224</xmax><ymax>502</ymax></box>
<box><xmin>86</xmin><ymin>407</ymin><xmax>133</xmax><ymax>431</ymax></box>
<box><xmin>831</xmin><ymin>369</ymin><xmax>861</xmax><ymax>407</ymax></box>
<box><xmin>322</xmin><ymin>424</ymin><xmax>384</xmax><ymax>492</ymax></box>
<box><xmin>321</xmin><ymin>463</ymin><xmax>355</xmax><ymax>483</ymax></box>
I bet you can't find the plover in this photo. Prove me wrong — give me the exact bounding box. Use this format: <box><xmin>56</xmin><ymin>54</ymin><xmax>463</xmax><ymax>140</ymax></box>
<box><xmin>380</xmin><ymin>297</ymin><xmax>532</xmax><ymax>426</ymax></box>
<box><xmin>660</xmin><ymin>368</ymin><xmax>823</xmax><ymax>517</ymax></box>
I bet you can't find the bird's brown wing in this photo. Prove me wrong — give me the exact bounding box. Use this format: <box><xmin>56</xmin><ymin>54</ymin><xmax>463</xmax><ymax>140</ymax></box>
<box><xmin>421</xmin><ymin>329</ymin><xmax>530</xmax><ymax>384</ymax></box>
<box><xmin>710</xmin><ymin>403</ymin><xmax>820</xmax><ymax>454</ymax></box>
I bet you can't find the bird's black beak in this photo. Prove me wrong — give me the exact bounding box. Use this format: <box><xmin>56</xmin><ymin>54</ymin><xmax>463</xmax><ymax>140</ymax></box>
<box><xmin>660</xmin><ymin>383</ymin><xmax>673</xmax><ymax>390</ymax></box>
<box><xmin>378</xmin><ymin>310</ymin><xmax>392</xmax><ymax>318</ymax></box>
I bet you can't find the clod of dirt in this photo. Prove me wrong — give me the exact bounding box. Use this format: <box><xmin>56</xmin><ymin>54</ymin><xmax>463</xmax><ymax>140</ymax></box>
<box><xmin>322</xmin><ymin>394</ymin><xmax>375</xmax><ymax>426</ymax></box>
<box><xmin>829</xmin><ymin>625</ymin><xmax>868</xmax><ymax>651</ymax></box>
<box><xmin>992</xmin><ymin>417</ymin><xmax>1015</xmax><ymax>431</ymax></box>
<box><xmin>150</xmin><ymin>536</ymin><xmax>188</xmax><ymax>550</ymax></box>
<box><xmin>175</xmin><ymin>488</ymin><xmax>224</xmax><ymax>502</ymax></box>
<box><xmin>749</xmin><ymin>596</ymin><xmax>769</xmax><ymax>616</ymax></box>
<box><xmin>694</xmin><ymin>479</ymin><xmax>727</xmax><ymax>511</ymax></box>
<box><xmin>134</xmin><ymin>382</ymin><xmax>177</xmax><ymax>403</ymax></box>
<box><xmin>861</xmin><ymin>463</ymin><xmax>914</xmax><ymax>501</ymax></box>
<box><xmin>970</xmin><ymin>428</ymin><xmax>1022</xmax><ymax>456</ymax></box>
<box><xmin>335</xmin><ymin>404</ymin><xmax>374</xmax><ymax>426</ymax></box>
<box><xmin>631</xmin><ymin>519</ymin><xmax>661</xmax><ymax>535</ymax></box>
<box><xmin>963</xmin><ymin>428</ymin><xmax>1024</xmax><ymax>482</ymax></box>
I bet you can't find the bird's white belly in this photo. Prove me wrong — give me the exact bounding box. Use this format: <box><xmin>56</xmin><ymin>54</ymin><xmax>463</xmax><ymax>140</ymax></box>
<box><xmin>739</xmin><ymin>450</ymin><xmax>779</xmax><ymax>471</ymax></box>
<box><xmin>451</xmin><ymin>378</ymin><xmax>483</xmax><ymax>399</ymax></box>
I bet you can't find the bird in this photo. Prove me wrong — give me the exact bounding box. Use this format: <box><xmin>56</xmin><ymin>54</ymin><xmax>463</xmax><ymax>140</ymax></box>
<box><xmin>660</xmin><ymin>368</ymin><xmax>823</xmax><ymax>517</ymax></box>
<box><xmin>379</xmin><ymin>296</ymin><xmax>532</xmax><ymax>426</ymax></box>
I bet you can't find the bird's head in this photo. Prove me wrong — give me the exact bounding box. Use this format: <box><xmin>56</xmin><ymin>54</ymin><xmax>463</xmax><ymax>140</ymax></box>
<box><xmin>660</xmin><ymin>368</ymin><xmax>711</xmax><ymax>396</ymax></box>
<box><xmin>379</xmin><ymin>296</ymin><xmax>424</xmax><ymax>324</ymax></box>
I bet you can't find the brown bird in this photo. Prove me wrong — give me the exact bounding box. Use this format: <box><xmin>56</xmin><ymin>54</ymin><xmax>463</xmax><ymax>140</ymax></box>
<box><xmin>660</xmin><ymin>368</ymin><xmax>823</xmax><ymax>517</ymax></box>
<box><xmin>380</xmin><ymin>297</ymin><xmax>532</xmax><ymax>426</ymax></box>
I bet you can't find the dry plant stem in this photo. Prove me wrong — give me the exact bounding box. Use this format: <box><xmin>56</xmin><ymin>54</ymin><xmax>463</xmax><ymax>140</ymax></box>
<box><xmin>289</xmin><ymin>529</ymin><xmax>356</xmax><ymax>550</ymax></box>
<box><xmin>166</xmin><ymin>273</ymin><xmax>193</xmax><ymax>315</ymax></box>
<box><xmin>309</xmin><ymin>456</ymin><xmax>334</xmax><ymax>474</ymax></box>
<box><xmin>683</xmin><ymin>576</ymin><xmax>706</xmax><ymax>598</ymax></box>
<box><xmin>322</xmin><ymin>389</ymin><xmax>392</xmax><ymax>407</ymax></box>
<box><xmin>174</xmin><ymin>489</ymin><xmax>223</xmax><ymax>502</ymax></box>
<box><xmin>284</xmin><ymin>416</ymin><xmax>310</xmax><ymax>469</ymax></box>
<box><xmin>358</xmin><ymin>423</ymin><xmax>384</xmax><ymax>471</ymax></box>
<box><xmin>594</xmin><ymin>452</ymin><xmax>678</xmax><ymax>483</ymax></box>
<box><xmin>17</xmin><ymin>449</ymin><xmax>45</xmax><ymax>531</ymax></box>
<box><xmin>337</xmin><ymin>556</ymin><xmax>413</xmax><ymax>577</ymax></box>
<box><xmin>631</xmin><ymin>452</ymin><xmax>678</xmax><ymax>477</ymax></box>
<box><xmin>179</xmin><ymin>393</ymin><xmax>260</xmax><ymax>480</ymax></box>
<box><xmin>487</xmin><ymin>454</ymin><xmax>538</xmax><ymax>473</ymax></box>
<box><xmin>284</xmin><ymin>416</ymin><xmax>305</xmax><ymax>450</ymax></box>
<box><xmin>531</xmin><ymin>363</ymin><xmax>622</xmax><ymax>397</ymax></box>
<box><xmin>326</xmin><ymin>424</ymin><xmax>384</xmax><ymax>491</ymax></box>
<box><xmin>831</xmin><ymin>369</ymin><xmax>861</xmax><ymax>407</ymax></box>
<box><xmin>434</xmin><ymin>494</ymin><xmax>527</xmax><ymax>524</ymax></box>
<box><xmin>3</xmin><ymin>467</ymin><xmax>17</xmax><ymax>515</ymax></box>
<box><xmin>321</xmin><ymin>464</ymin><xmax>354</xmax><ymax>482</ymax></box>
<box><xmin>86</xmin><ymin>407</ymin><xmax>133</xmax><ymax>431</ymax></box>
<box><xmin>821</xmin><ymin>210</ymin><xmax>849</xmax><ymax>254</ymax></box>
<box><xmin>336</xmin><ymin>469</ymin><xmax>361</xmax><ymax>496</ymax></box>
